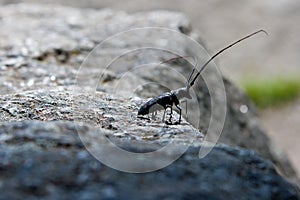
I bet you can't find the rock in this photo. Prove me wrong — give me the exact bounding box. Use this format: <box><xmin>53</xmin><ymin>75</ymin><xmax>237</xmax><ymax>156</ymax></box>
<box><xmin>0</xmin><ymin>120</ymin><xmax>299</xmax><ymax>200</ymax></box>
<box><xmin>0</xmin><ymin>88</ymin><xmax>203</xmax><ymax>145</ymax></box>
<box><xmin>0</xmin><ymin>2</ymin><xmax>299</xmax><ymax>197</ymax></box>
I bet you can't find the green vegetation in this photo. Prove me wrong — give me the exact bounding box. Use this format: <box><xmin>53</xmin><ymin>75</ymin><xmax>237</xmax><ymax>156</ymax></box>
<box><xmin>241</xmin><ymin>77</ymin><xmax>300</xmax><ymax>108</ymax></box>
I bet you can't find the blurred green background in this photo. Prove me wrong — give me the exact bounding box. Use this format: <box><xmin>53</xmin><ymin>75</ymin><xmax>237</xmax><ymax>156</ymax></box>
<box><xmin>241</xmin><ymin>77</ymin><xmax>300</xmax><ymax>108</ymax></box>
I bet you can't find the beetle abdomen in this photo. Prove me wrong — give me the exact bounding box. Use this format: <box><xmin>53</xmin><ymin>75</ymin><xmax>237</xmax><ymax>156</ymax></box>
<box><xmin>138</xmin><ymin>97</ymin><xmax>162</xmax><ymax>115</ymax></box>
<box><xmin>137</xmin><ymin>93</ymin><xmax>175</xmax><ymax>116</ymax></box>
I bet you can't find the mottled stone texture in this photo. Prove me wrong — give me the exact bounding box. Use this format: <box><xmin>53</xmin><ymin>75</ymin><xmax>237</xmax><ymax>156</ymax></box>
<box><xmin>0</xmin><ymin>120</ymin><xmax>298</xmax><ymax>200</ymax></box>
<box><xmin>0</xmin><ymin>3</ymin><xmax>299</xmax><ymax>199</ymax></box>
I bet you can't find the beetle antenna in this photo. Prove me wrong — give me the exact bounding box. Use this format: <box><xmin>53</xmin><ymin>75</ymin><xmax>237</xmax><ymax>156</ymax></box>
<box><xmin>159</xmin><ymin>55</ymin><xmax>193</xmax><ymax>66</ymax></box>
<box><xmin>189</xmin><ymin>29</ymin><xmax>268</xmax><ymax>87</ymax></box>
<box><xmin>186</xmin><ymin>56</ymin><xmax>198</xmax><ymax>88</ymax></box>
<box><xmin>157</xmin><ymin>55</ymin><xmax>197</xmax><ymax>88</ymax></box>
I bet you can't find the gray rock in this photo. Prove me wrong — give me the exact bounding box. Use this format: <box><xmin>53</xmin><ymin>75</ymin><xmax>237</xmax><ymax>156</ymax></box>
<box><xmin>0</xmin><ymin>120</ymin><xmax>299</xmax><ymax>200</ymax></box>
<box><xmin>0</xmin><ymin>3</ymin><xmax>299</xmax><ymax>198</ymax></box>
<box><xmin>0</xmin><ymin>88</ymin><xmax>203</xmax><ymax>145</ymax></box>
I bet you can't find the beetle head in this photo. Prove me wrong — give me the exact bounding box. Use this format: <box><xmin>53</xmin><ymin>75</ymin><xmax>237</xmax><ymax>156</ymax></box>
<box><xmin>174</xmin><ymin>87</ymin><xmax>192</xmax><ymax>100</ymax></box>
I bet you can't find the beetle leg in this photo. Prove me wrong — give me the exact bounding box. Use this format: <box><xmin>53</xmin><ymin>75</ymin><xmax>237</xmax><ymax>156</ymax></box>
<box><xmin>168</xmin><ymin>106</ymin><xmax>173</xmax><ymax>124</ymax></box>
<box><xmin>165</xmin><ymin>105</ymin><xmax>173</xmax><ymax>124</ymax></box>
<box><xmin>162</xmin><ymin>109</ymin><xmax>166</xmax><ymax>122</ymax></box>
<box><xmin>185</xmin><ymin>100</ymin><xmax>188</xmax><ymax>121</ymax></box>
<box><xmin>151</xmin><ymin>111</ymin><xmax>157</xmax><ymax>120</ymax></box>
<box><xmin>175</xmin><ymin>104</ymin><xmax>182</xmax><ymax>124</ymax></box>
<box><xmin>181</xmin><ymin>99</ymin><xmax>188</xmax><ymax>121</ymax></box>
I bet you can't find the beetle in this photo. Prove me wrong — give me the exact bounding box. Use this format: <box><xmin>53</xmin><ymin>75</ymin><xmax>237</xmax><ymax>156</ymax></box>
<box><xmin>137</xmin><ymin>30</ymin><xmax>268</xmax><ymax>125</ymax></box>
